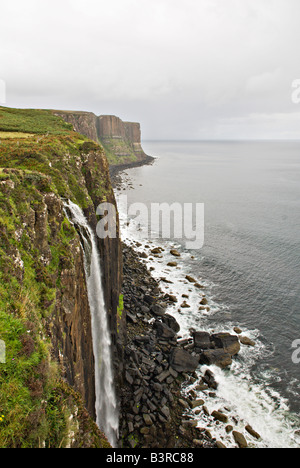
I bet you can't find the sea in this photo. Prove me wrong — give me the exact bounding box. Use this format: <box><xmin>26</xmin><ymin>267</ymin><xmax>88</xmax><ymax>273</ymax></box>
<box><xmin>115</xmin><ymin>140</ymin><xmax>300</xmax><ymax>448</ymax></box>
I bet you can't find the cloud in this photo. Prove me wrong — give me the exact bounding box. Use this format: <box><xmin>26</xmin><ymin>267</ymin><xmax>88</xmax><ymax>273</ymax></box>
<box><xmin>0</xmin><ymin>0</ymin><xmax>300</xmax><ymax>138</ymax></box>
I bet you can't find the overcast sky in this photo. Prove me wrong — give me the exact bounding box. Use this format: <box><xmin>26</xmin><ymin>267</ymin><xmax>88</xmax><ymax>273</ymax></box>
<box><xmin>1</xmin><ymin>0</ymin><xmax>300</xmax><ymax>139</ymax></box>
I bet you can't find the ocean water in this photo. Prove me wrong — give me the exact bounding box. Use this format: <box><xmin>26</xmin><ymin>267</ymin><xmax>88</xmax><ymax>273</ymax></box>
<box><xmin>115</xmin><ymin>140</ymin><xmax>300</xmax><ymax>448</ymax></box>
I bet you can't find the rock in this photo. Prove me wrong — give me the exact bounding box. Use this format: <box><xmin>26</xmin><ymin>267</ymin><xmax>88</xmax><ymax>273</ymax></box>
<box><xmin>170</xmin><ymin>348</ymin><xmax>199</xmax><ymax>373</ymax></box>
<box><xmin>193</xmin><ymin>439</ymin><xmax>203</xmax><ymax>447</ymax></box>
<box><xmin>216</xmin><ymin>441</ymin><xmax>227</xmax><ymax>449</ymax></box>
<box><xmin>161</xmin><ymin>314</ymin><xmax>180</xmax><ymax>333</ymax></box>
<box><xmin>225</xmin><ymin>425</ymin><xmax>234</xmax><ymax>434</ymax></box>
<box><xmin>153</xmin><ymin>321</ymin><xmax>176</xmax><ymax>340</ymax></box>
<box><xmin>140</xmin><ymin>252</ymin><xmax>148</xmax><ymax>259</ymax></box>
<box><xmin>211</xmin><ymin>411</ymin><xmax>228</xmax><ymax>424</ymax></box>
<box><xmin>199</xmin><ymin>349</ymin><xmax>232</xmax><ymax>369</ymax></box>
<box><xmin>234</xmin><ymin>327</ymin><xmax>242</xmax><ymax>334</ymax></box>
<box><xmin>156</xmin><ymin>369</ymin><xmax>171</xmax><ymax>383</ymax></box>
<box><xmin>170</xmin><ymin>249</ymin><xmax>181</xmax><ymax>257</ymax></box>
<box><xmin>200</xmin><ymin>297</ymin><xmax>208</xmax><ymax>305</ymax></box>
<box><xmin>186</xmin><ymin>275</ymin><xmax>197</xmax><ymax>283</ymax></box>
<box><xmin>150</xmin><ymin>304</ymin><xmax>166</xmax><ymax>317</ymax></box>
<box><xmin>160</xmin><ymin>405</ymin><xmax>171</xmax><ymax>421</ymax></box>
<box><xmin>143</xmin><ymin>414</ymin><xmax>153</xmax><ymax>426</ymax></box>
<box><xmin>233</xmin><ymin>431</ymin><xmax>248</xmax><ymax>448</ymax></box>
<box><xmin>202</xmin><ymin>369</ymin><xmax>218</xmax><ymax>390</ymax></box>
<box><xmin>140</xmin><ymin>427</ymin><xmax>150</xmax><ymax>435</ymax></box>
<box><xmin>144</xmin><ymin>295</ymin><xmax>156</xmax><ymax>305</ymax></box>
<box><xmin>211</xmin><ymin>333</ymin><xmax>241</xmax><ymax>356</ymax></box>
<box><xmin>167</xmin><ymin>262</ymin><xmax>178</xmax><ymax>267</ymax></box>
<box><xmin>178</xmin><ymin>399</ymin><xmax>190</xmax><ymax>409</ymax></box>
<box><xmin>193</xmin><ymin>331</ymin><xmax>211</xmax><ymax>351</ymax></box>
<box><xmin>167</xmin><ymin>294</ymin><xmax>178</xmax><ymax>303</ymax></box>
<box><xmin>182</xmin><ymin>420</ymin><xmax>198</xmax><ymax>428</ymax></box>
<box><xmin>151</xmin><ymin>247</ymin><xmax>163</xmax><ymax>255</ymax></box>
<box><xmin>128</xmin><ymin>421</ymin><xmax>134</xmax><ymax>433</ymax></box>
<box><xmin>180</xmin><ymin>301</ymin><xmax>191</xmax><ymax>308</ymax></box>
<box><xmin>239</xmin><ymin>336</ymin><xmax>256</xmax><ymax>347</ymax></box>
<box><xmin>190</xmin><ymin>399</ymin><xmax>205</xmax><ymax>409</ymax></box>
<box><xmin>245</xmin><ymin>425</ymin><xmax>261</xmax><ymax>440</ymax></box>
<box><xmin>125</xmin><ymin>371</ymin><xmax>134</xmax><ymax>385</ymax></box>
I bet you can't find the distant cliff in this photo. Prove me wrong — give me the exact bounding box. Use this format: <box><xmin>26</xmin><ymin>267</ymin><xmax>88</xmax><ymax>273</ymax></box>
<box><xmin>53</xmin><ymin>111</ymin><xmax>151</xmax><ymax>166</ymax></box>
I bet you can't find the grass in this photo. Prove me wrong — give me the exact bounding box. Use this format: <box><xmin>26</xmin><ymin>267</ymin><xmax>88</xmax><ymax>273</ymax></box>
<box><xmin>0</xmin><ymin>106</ymin><xmax>113</xmax><ymax>447</ymax></box>
<box><xmin>0</xmin><ymin>132</ymin><xmax>34</xmax><ymax>139</ymax></box>
<box><xmin>0</xmin><ymin>106</ymin><xmax>73</xmax><ymax>135</ymax></box>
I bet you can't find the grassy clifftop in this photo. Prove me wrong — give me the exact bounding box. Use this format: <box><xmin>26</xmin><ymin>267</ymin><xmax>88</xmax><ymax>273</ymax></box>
<box><xmin>0</xmin><ymin>107</ymin><xmax>113</xmax><ymax>448</ymax></box>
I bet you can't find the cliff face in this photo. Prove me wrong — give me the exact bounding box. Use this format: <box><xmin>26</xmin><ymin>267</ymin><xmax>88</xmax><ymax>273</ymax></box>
<box><xmin>53</xmin><ymin>111</ymin><xmax>149</xmax><ymax>166</ymax></box>
<box><xmin>0</xmin><ymin>106</ymin><xmax>125</xmax><ymax>447</ymax></box>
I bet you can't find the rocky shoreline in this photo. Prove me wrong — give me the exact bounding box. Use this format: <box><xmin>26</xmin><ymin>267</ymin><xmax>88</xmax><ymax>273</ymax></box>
<box><xmin>118</xmin><ymin>243</ymin><xmax>261</xmax><ymax>449</ymax></box>
<box><xmin>119</xmin><ymin>243</ymin><xmax>217</xmax><ymax>449</ymax></box>
<box><xmin>115</xmin><ymin>164</ymin><xmax>263</xmax><ymax>449</ymax></box>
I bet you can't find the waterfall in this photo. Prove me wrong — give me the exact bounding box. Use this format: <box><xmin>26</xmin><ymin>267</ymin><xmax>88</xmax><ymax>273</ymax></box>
<box><xmin>64</xmin><ymin>200</ymin><xmax>119</xmax><ymax>448</ymax></box>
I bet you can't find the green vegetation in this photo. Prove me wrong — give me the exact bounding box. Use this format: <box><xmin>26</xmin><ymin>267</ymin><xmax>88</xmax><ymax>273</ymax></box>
<box><xmin>0</xmin><ymin>106</ymin><xmax>73</xmax><ymax>135</ymax></box>
<box><xmin>99</xmin><ymin>137</ymin><xmax>138</xmax><ymax>165</ymax></box>
<box><xmin>0</xmin><ymin>107</ymin><xmax>112</xmax><ymax>447</ymax></box>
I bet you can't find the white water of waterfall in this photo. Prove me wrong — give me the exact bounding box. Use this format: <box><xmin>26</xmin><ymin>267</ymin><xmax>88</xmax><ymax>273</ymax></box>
<box><xmin>64</xmin><ymin>200</ymin><xmax>119</xmax><ymax>447</ymax></box>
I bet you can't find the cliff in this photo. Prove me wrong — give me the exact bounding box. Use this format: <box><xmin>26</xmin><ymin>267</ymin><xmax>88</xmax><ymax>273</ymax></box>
<box><xmin>53</xmin><ymin>111</ymin><xmax>151</xmax><ymax>166</ymax></box>
<box><xmin>0</xmin><ymin>106</ymin><xmax>125</xmax><ymax>447</ymax></box>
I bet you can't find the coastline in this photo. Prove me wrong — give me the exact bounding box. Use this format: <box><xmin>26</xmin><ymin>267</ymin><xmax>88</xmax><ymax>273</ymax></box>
<box><xmin>115</xmin><ymin>165</ymin><xmax>264</xmax><ymax>449</ymax></box>
<box><xmin>109</xmin><ymin>155</ymin><xmax>155</xmax><ymax>188</ymax></box>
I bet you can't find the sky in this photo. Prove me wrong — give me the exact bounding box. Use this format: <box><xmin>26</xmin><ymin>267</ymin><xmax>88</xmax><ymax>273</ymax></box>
<box><xmin>1</xmin><ymin>0</ymin><xmax>300</xmax><ymax>140</ymax></box>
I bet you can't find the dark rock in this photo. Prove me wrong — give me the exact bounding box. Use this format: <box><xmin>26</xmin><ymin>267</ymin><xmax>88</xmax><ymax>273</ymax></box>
<box><xmin>200</xmin><ymin>297</ymin><xmax>208</xmax><ymax>305</ymax></box>
<box><xmin>170</xmin><ymin>348</ymin><xmax>199</xmax><ymax>373</ymax></box>
<box><xmin>239</xmin><ymin>336</ymin><xmax>256</xmax><ymax>347</ymax></box>
<box><xmin>144</xmin><ymin>295</ymin><xmax>156</xmax><ymax>305</ymax></box>
<box><xmin>212</xmin><ymin>410</ymin><xmax>228</xmax><ymax>424</ymax></box>
<box><xmin>202</xmin><ymin>369</ymin><xmax>218</xmax><ymax>390</ymax></box>
<box><xmin>170</xmin><ymin>249</ymin><xmax>181</xmax><ymax>257</ymax></box>
<box><xmin>153</xmin><ymin>321</ymin><xmax>176</xmax><ymax>340</ymax></box>
<box><xmin>143</xmin><ymin>414</ymin><xmax>153</xmax><ymax>426</ymax></box>
<box><xmin>186</xmin><ymin>275</ymin><xmax>197</xmax><ymax>283</ymax></box>
<box><xmin>161</xmin><ymin>314</ymin><xmax>180</xmax><ymax>333</ymax></box>
<box><xmin>211</xmin><ymin>333</ymin><xmax>240</xmax><ymax>356</ymax></box>
<box><xmin>199</xmin><ymin>349</ymin><xmax>232</xmax><ymax>369</ymax></box>
<box><xmin>156</xmin><ymin>369</ymin><xmax>171</xmax><ymax>383</ymax></box>
<box><xmin>245</xmin><ymin>425</ymin><xmax>261</xmax><ymax>440</ymax></box>
<box><xmin>233</xmin><ymin>431</ymin><xmax>248</xmax><ymax>448</ymax></box>
<box><xmin>193</xmin><ymin>331</ymin><xmax>211</xmax><ymax>351</ymax></box>
<box><xmin>150</xmin><ymin>304</ymin><xmax>166</xmax><ymax>317</ymax></box>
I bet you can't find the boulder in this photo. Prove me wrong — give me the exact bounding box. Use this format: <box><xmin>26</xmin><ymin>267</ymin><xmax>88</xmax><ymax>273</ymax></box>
<box><xmin>186</xmin><ymin>275</ymin><xmax>197</xmax><ymax>283</ymax></box>
<box><xmin>150</xmin><ymin>304</ymin><xmax>166</xmax><ymax>317</ymax></box>
<box><xmin>161</xmin><ymin>314</ymin><xmax>180</xmax><ymax>333</ymax></box>
<box><xmin>212</xmin><ymin>411</ymin><xmax>228</xmax><ymax>424</ymax></box>
<box><xmin>151</xmin><ymin>247</ymin><xmax>163</xmax><ymax>255</ymax></box>
<box><xmin>202</xmin><ymin>369</ymin><xmax>218</xmax><ymax>389</ymax></box>
<box><xmin>170</xmin><ymin>249</ymin><xmax>181</xmax><ymax>257</ymax></box>
<box><xmin>190</xmin><ymin>399</ymin><xmax>205</xmax><ymax>409</ymax></box>
<box><xmin>233</xmin><ymin>431</ymin><xmax>248</xmax><ymax>449</ymax></box>
<box><xmin>193</xmin><ymin>331</ymin><xmax>211</xmax><ymax>351</ymax></box>
<box><xmin>167</xmin><ymin>262</ymin><xmax>178</xmax><ymax>267</ymax></box>
<box><xmin>211</xmin><ymin>333</ymin><xmax>240</xmax><ymax>356</ymax></box>
<box><xmin>153</xmin><ymin>321</ymin><xmax>176</xmax><ymax>341</ymax></box>
<box><xmin>239</xmin><ymin>336</ymin><xmax>256</xmax><ymax>347</ymax></box>
<box><xmin>245</xmin><ymin>425</ymin><xmax>261</xmax><ymax>440</ymax></box>
<box><xmin>170</xmin><ymin>348</ymin><xmax>199</xmax><ymax>373</ymax></box>
<box><xmin>143</xmin><ymin>414</ymin><xmax>153</xmax><ymax>426</ymax></box>
<box><xmin>199</xmin><ymin>349</ymin><xmax>232</xmax><ymax>369</ymax></box>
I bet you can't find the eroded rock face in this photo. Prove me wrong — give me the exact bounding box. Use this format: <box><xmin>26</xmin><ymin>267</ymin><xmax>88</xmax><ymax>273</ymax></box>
<box><xmin>53</xmin><ymin>111</ymin><xmax>149</xmax><ymax>165</ymax></box>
